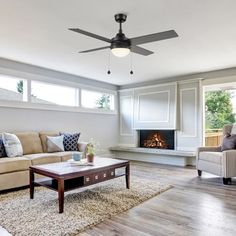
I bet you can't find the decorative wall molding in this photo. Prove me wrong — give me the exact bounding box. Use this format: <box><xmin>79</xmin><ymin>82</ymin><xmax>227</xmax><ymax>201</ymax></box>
<box><xmin>137</xmin><ymin>90</ymin><xmax>170</xmax><ymax>123</ymax></box>
<box><xmin>179</xmin><ymin>87</ymin><xmax>198</xmax><ymax>137</ymax></box>
<box><xmin>119</xmin><ymin>95</ymin><xmax>134</xmax><ymax>136</ymax></box>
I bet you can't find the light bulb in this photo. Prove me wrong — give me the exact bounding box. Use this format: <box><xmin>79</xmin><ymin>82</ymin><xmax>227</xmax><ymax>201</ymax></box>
<box><xmin>111</xmin><ymin>48</ymin><xmax>130</xmax><ymax>57</ymax></box>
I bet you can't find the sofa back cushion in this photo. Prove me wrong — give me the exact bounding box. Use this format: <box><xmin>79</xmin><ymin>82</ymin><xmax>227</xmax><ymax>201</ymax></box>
<box><xmin>39</xmin><ymin>131</ymin><xmax>59</xmax><ymax>152</ymax></box>
<box><xmin>15</xmin><ymin>132</ymin><xmax>43</xmax><ymax>155</ymax></box>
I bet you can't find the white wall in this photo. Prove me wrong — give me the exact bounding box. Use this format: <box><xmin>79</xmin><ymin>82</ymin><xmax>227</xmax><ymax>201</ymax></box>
<box><xmin>0</xmin><ymin>107</ymin><xmax>119</xmax><ymax>154</ymax></box>
<box><xmin>0</xmin><ymin>58</ymin><xmax>119</xmax><ymax>154</ymax></box>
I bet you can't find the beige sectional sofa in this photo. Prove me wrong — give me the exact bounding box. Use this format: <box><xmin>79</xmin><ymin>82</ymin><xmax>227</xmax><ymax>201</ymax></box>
<box><xmin>0</xmin><ymin>131</ymin><xmax>88</xmax><ymax>191</ymax></box>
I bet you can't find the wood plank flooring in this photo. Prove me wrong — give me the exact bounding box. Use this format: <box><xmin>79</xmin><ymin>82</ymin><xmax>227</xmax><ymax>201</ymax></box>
<box><xmin>80</xmin><ymin>161</ymin><xmax>236</xmax><ymax>236</ymax></box>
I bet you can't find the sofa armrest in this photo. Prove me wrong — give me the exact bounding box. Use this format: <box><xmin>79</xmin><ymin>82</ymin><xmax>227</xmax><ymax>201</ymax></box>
<box><xmin>222</xmin><ymin>150</ymin><xmax>236</xmax><ymax>177</ymax></box>
<box><xmin>78</xmin><ymin>142</ymin><xmax>90</xmax><ymax>158</ymax></box>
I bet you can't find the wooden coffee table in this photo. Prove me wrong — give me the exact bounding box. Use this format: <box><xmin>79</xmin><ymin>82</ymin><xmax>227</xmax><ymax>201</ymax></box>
<box><xmin>29</xmin><ymin>157</ymin><xmax>130</xmax><ymax>213</ymax></box>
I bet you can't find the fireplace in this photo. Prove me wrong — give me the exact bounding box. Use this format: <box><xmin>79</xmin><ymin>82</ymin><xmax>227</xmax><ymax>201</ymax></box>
<box><xmin>139</xmin><ymin>130</ymin><xmax>175</xmax><ymax>150</ymax></box>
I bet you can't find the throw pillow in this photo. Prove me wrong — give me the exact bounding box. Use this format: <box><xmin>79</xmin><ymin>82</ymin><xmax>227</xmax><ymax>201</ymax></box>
<box><xmin>230</xmin><ymin>124</ymin><xmax>236</xmax><ymax>135</ymax></box>
<box><xmin>60</xmin><ymin>132</ymin><xmax>80</xmax><ymax>151</ymax></box>
<box><xmin>47</xmin><ymin>135</ymin><xmax>65</xmax><ymax>153</ymax></box>
<box><xmin>0</xmin><ymin>138</ymin><xmax>7</xmax><ymax>158</ymax></box>
<box><xmin>221</xmin><ymin>134</ymin><xmax>236</xmax><ymax>151</ymax></box>
<box><xmin>2</xmin><ymin>133</ymin><xmax>23</xmax><ymax>157</ymax></box>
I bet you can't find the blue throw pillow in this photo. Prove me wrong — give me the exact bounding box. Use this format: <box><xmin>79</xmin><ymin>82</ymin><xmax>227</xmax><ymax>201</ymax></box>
<box><xmin>59</xmin><ymin>132</ymin><xmax>80</xmax><ymax>151</ymax></box>
<box><xmin>0</xmin><ymin>138</ymin><xmax>7</xmax><ymax>158</ymax></box>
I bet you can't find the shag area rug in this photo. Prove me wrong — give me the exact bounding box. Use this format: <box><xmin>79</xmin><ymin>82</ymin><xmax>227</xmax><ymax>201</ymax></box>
<box><xmin>0</xmin><ymin>177</ymin><xmax>171</xmax><ymax>236</ymax></box>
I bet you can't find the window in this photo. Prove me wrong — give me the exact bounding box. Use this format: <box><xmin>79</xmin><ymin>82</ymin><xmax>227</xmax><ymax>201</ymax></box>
<box><xmin>31</xmin><ymin>81</ymin><xmax>78</xmax><ymax>106</ymax></box>
<box><xmin>0</xmin><ymin>75</ymin><xmax>27</xmax><ymax>102</ymax></box>
<box><xmin>0</xmin><ymin>75</ymin><xmax>116</xmax><ymax>114</ymax></box>
<box><xmin>81</xmin><ymin>89</ymin><xmax>115</xmax><ymax>110</ymax></box>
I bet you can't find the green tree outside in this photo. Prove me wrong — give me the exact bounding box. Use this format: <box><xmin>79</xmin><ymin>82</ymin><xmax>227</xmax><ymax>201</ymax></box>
<box><xmin>205</xmin><ymin>90</ymin><xmax>236</xmax><ymax>129</ymax></box>
<box><xmin>96</xmin><ymin>94</ymin><xmax>111</xmax><ymax>110</ymax></box>
<box><xmin>16</xmin><ymin>80</ymin><xmax>23</xmax><ymax>94</ymax></box>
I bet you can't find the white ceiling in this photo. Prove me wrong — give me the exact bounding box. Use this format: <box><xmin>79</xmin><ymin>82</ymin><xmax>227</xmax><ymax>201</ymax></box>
<box><xmin>0</xmin><ymin>0</ymin><xmax>236</xmax><ymax>85</ymax></box>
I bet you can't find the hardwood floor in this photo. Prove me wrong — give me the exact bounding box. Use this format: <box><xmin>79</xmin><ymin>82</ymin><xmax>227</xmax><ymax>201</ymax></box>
<box><xmin>80</xmin><ymin>161</ymin><xmax>236</xmax><ymax>236</ymax></box>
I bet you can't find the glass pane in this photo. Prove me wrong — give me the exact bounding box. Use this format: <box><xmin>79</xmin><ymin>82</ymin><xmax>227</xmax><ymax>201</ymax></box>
<box><xmin>204</xmin><ymin>88</ymin><xmax>236</xmax><ymax>146</ymax></box>
<box><xmin>0</xmin><ymin>75</ymin><xmax>27</xmax><ymax>102</ymax></box>
<box><xmin>81</xmin><ymin>89</ymin><xmax>114</xmax><ymax>110</ymax></box>
<box><xmin>31</xmin><ymin>81</ymin><xmax>77</xmax><ymax>106</ymax></box>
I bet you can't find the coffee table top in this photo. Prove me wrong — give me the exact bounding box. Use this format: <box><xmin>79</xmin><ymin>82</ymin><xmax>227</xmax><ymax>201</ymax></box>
<box><xmin>30</xmin><ymin>157</ymin><xmax>129</xmax><ymax>177</ymax></box>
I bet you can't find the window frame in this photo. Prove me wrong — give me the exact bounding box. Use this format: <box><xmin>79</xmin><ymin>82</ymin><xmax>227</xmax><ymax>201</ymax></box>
<box><xmin>0</xmin><ymin>75</ymin><xmax>117</xmax><ymax>115</ymax></box>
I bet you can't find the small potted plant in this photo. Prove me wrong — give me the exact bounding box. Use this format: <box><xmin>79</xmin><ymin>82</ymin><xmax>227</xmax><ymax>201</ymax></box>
<box><xmin>86</xmin><ymin>143</ymin><xmax>95</xmax><ymax>163</ymax></box>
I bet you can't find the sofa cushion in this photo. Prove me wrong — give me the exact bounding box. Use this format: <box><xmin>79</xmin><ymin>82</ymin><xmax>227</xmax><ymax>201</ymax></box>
<box><xmin>15</xmin><ymin>132</ymin><xmax>43</xmax><ymax>155</ymax></box>
<box><xmin>199</xmin><ymin>151</ymin><xmax>223</xmax><ymax>164</ymax></box>
<box><xmin>0</xmin><ymin>157</ymin><xmax>31</xmax><ymax>174</ymax></box>
<box><xmin>60</xmin><ymin>132</ymin><xmax>80</xmax><ymax>151</ymax></box>
<box><xmin>2</xmin><ymin>133</ymin><xmax>23</xmax><ymax>158</ymax></box>
<box><xmin>24</xmin><ymin>153</ymin><xmax>61</xmax><ymax>165</ymax></box>
<box><xmin>39</xmin><ymin>131</ymin><xmax>59</xmax><ymax>152</ymax></box>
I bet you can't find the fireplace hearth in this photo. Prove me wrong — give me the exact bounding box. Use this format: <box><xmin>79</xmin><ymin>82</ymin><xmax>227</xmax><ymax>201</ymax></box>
<box><xmin>139</xmin><ymin>130</ymin><xmax>175</xmax><ymax>150</ymax></box>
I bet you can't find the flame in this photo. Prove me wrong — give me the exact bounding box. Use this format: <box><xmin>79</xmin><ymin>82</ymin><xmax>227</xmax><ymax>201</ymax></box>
<box><xmin>143</xmin><ymin>133</ymin><xmax>168</xmax><ymax>149</ymax></box>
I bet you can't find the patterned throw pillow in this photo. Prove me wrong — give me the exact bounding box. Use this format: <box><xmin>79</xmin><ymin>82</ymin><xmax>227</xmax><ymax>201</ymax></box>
<box><xmin>60</xmin><ymin>132</ymin><xmax>80</xmax><ymax>151</ymax></box>
<box><xmin>0</xmin><ymin>138</ymin><xmax>7</xmax><ymax>158</ymax></box>
<box><xmin>47</xmin><ymin>135</ymin><xmax>64</xmax><ymax>153</ymax></box>
<box><xmin>2</xmin><ymin>133</ymin><xmax>23</xmax><ymax>157</ymax></box>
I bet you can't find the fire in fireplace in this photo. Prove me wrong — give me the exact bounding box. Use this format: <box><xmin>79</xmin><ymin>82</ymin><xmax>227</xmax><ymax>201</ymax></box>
<box><xmin>139</xmin><ymin>130</ymin><xmax>175</xmax><ymax>150</ymax></box>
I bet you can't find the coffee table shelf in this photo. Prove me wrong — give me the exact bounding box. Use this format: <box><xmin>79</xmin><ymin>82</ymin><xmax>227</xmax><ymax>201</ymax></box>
<box><xmin>35</xmin><ymin>173</ymin><xmax>126</xmax><ymax>192</ymax></box>
<box><xmin>30</xmin><ymin>158</ymin><xmax>130</xmax><ymax>213</ymax></box>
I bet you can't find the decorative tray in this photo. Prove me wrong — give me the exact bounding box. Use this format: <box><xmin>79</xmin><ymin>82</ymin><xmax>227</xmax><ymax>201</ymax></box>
<box><xmin>67</xmin><ymin>159</ymin><xmax>94</xmax><ymax>166</ymax></box>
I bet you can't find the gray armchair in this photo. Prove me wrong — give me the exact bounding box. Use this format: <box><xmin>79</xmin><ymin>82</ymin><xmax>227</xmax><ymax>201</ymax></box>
<box><xmin>196</xmin><ymin>124</ymin><xmax>236</xmax><ymax>185</ymax></box>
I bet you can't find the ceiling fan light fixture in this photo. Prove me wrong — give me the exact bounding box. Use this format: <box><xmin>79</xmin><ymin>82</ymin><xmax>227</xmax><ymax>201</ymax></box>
<box><xmin>111</xmin><ymin>47</ymin><xmax>130</xmax><ymax>57</ymax></box>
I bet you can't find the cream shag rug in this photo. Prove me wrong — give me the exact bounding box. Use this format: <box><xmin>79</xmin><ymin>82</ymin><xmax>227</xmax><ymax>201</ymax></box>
<box><xmin>0</xmin><ymin>177</ymin><xmax>171</xmax><ymax>236</ymax></box>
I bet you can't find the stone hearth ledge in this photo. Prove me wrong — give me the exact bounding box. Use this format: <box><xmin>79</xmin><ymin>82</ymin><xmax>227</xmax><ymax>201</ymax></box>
<box><xmin>109</xmin><ymin>146</ymin><xmax>196</xmax><ymax>167</ymax></box>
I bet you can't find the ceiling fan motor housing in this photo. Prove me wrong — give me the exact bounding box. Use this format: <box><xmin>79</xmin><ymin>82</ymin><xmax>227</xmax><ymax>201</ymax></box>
<box><xmin>111</xmin><ymin>33</ymin><xmax>131</xmax><ymax>50</ymax></box>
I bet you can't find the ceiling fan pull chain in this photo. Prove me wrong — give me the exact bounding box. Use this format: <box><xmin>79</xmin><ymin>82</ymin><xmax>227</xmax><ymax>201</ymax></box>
<box><xmin>107</xmin><ymin>51</ymin><xmax>111</xmax><ymax>74</ymax></box>
<box><xmin>130</xmin><ymin>52</ymin><xmax>134</xmax><ymax>75</ymax></box>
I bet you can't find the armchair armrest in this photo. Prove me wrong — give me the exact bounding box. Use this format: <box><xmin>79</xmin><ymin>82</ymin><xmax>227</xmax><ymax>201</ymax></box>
<box><xmin>222</xmin><ymin>150</ymin><xmax>236</xmax><ymax>177</ymax></box>
<box><xmin>197</xmin><ymin>146</ymin><xmax>221</xmax><ymax>153</ymax></box>
<box><xmin>196</xmin><ymin>146</ymin><xmax>221</xmax><ymax>160</ymax></box>
<box><xmin>78</xmin><ymin>142</ymin><xmax>90</xmax><ymax>158</ymax></box>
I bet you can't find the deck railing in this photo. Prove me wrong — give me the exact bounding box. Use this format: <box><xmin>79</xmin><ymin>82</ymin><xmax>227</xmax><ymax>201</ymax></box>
<box><xmin>205</xmin><ymin>129</ymin><xmax>223</xmax><ymax>146</ymax></box>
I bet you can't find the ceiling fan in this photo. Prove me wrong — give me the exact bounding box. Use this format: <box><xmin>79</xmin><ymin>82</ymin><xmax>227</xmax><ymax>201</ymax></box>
<box><xmin>69</xmin><ymin>13</ymin><xmax>178</xmax><ymax>57</ymax></box>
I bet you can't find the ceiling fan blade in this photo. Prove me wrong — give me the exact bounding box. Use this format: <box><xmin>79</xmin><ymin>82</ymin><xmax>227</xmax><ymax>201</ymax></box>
<box><xmin>131</xmin><ymin>45</ymin><xmax>154</xmax><ymax>56</ymax></box>
<box><xmin>131</xmin><ymin>30</ymin><xmax>178</xmax><ymax>45</ymax></box>
<box><xmin>79</xmin><ymin>46</ymin><xmax>110</xmax><ymax>53</ymax></box>
<box><xmin>69</xmin><ymin>28</ymin><xmax>111</xmax><ymax>43</ymax></box>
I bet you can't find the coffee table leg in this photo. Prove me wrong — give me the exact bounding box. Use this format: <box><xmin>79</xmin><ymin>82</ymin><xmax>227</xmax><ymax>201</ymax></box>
<box><xmin>125</xmin><ymin>163</ymin><xmax>130</xmax><ymax>189</ymax></box>
<box><xmin>58</xmin><ymin>178</ymin><xmax>65</xmax><ymax>213</ymax></box>
<box><xmin>30</xmin><ymin>169</ymin><xmax>34</xmax><ymax>199</ymax></box>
